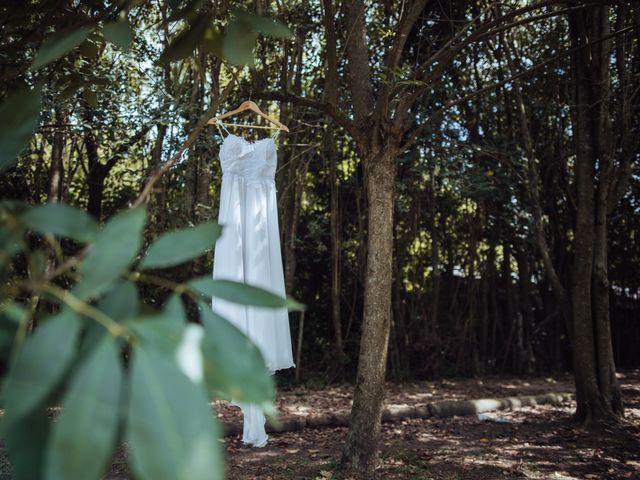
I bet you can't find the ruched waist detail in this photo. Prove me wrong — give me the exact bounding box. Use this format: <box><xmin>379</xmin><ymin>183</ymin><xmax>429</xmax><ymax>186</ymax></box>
<box><xmin>223</xmin><ymin>171</ymin><xmax>277</xmax><ymax>189</ymax></box>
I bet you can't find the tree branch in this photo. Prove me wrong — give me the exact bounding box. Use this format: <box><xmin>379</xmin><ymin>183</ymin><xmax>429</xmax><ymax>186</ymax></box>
<box><xmin>343</xmin><ymin>0</ymin><xmax>374</xmax><ymax>126</ymax></box>
<box><xmin>133</xmin><ymin>78</ymin><xmax>235</xmax><ymax>208</ymax></box>
<box><xmin>322</xmin><ymin>0</ymin><xmax>339</xmax><ymax>107</ymax></box>
<box><xmin>377</xmin><ymin>0</ymin><xmax>430</xmax><ymax>122</ymax></box>
<box><xmin>254</xmin><ymin>90</ymin><xmax>361</xmax><ymax>144</ymax></box>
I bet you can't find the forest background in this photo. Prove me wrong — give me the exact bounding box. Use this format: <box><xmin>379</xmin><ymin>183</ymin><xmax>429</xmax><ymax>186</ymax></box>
<box><xmin>1</xmin><ymin>0</ymin><xmax>639</xmax><ymax>478</ymax></box>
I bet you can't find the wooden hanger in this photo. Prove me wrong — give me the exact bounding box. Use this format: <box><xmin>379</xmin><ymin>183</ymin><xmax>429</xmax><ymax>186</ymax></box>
<box><xmin>207</xmin><ymin>100</ymin><xmax>290</xmax><ymax>132</ymax></box>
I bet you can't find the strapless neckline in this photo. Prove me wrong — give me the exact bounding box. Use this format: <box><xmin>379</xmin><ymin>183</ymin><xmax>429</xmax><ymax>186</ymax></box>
<box><xmin>223</xmin><ymin>133</ymin><xmax>276</xmax><ymax>148</ymax></box>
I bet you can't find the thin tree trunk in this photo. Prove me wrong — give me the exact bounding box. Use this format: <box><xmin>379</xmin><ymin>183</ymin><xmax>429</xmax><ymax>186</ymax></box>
<box><xmin>323</xmin><ymin>0</ymin><xmax>345</xmax><ymax>372</ymax></box>
<box><xmin>183</xmin><ymin>62</ymin><xmax>202</xmax><ymax>222</ymax></box>
<box><xmin>83</xmin><ymin>120</ymin><xmax>106</xmax><ymax>220</ymax></box>
<box><xmin>279</xmin><ymin>32</ymin><xmax>306</xmax><ymax>295</ymax></box>
<box><xmin>427</xmin><ymin>170</ymin><xmax>441</xmax><ymax>341</ymax></box>
<box><xmin>516</xmin><ymin>244</ymin><xmax>537</xmax><ymax>374</ymax></box>
<box><xmin>500</xmin><ymin>241</ymin><xmax>516</xmax><ymax>372</ymax></box>
<box><xmin>33</xmin><ymin>137</ymin><xmax>45</xmax><ymax>204</ymax></box>
<box><xmin>342</xmin><ymin>145</ymin><xmax>396</xmax><ymax>473</ymax></box>
<box><xmin>481</xmin><ymin>224</ymin><xmax>495</xmax><ymax>369</ymax></box>
<box><xmin>285</xmin><ymin>155</ymin><xmax>309</xmax><ymax>294</ymax></box>
<box><xmin>47</xmin><ymin>107</ymin><xmax>67</xmax><ymax>203</ymax></box>
<box><xmin>147</xmin><ymin>123</ymin><xmax>167</xmax><ymax>226</ymax></box>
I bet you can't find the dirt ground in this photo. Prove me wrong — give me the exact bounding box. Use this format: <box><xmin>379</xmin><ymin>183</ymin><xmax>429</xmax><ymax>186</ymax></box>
<box><xmin>2</xmin><ymin>371</ymin><xmax>639</xmax><ymax>479</ymax></box>
<box><xmin>219</xmin><ymin>370</ymin><xmax>640</xmax><ymax>480</ymax></box>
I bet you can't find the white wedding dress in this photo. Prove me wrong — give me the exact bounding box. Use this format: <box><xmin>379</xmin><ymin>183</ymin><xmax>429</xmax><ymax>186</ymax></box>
<box><xmin>211</xmin><ymin>127</ymin><xmax>295</xmax><ymax>448</ymax></box>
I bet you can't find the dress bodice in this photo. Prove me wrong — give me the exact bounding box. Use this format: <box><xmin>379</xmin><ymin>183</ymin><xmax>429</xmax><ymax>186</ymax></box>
<box><xmin>219</xmin><ymin>134</ymin><xmax>277</xmax><ymax>185</ymax></box>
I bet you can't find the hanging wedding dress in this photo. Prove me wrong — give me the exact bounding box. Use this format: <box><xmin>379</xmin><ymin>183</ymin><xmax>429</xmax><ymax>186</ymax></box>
<box><xmin>211</xmin><ymin>124</ymin><xmax>295</xmax><ymax>448</ymax></box>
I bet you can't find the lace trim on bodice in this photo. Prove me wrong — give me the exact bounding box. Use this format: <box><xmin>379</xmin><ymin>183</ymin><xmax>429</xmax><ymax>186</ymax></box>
<box><xmin>219</xmin><ymin>134</ymin><xmax>277</xmax><ymax>187</ymax></box>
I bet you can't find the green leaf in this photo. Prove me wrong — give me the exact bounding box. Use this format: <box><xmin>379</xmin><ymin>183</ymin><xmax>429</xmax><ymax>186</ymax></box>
<box><xmin>197</xmin><ymin>300</ymin><xmax>274</xmax><ymax>403</ymax></box>
<box><xmin>21</xmin><ymin>203</ymin><xmax>99</xmax><ymax>242</ymax></box>
<box><xmin>0</xmin><ymin>303</ymin><xmax>24</xmax><ymax>361</ymax></box>
<box><xmin>222</xmin><ymin>19</ymin><xmax>257</xmax><ymax>66</ymax></box>
<box><xmin>1</xmin><ymin>310</ymin><xmax>80</xmax><ymax>431</ymax></box>
<box><xmin>140</xmin><ymin>222</ymin><xmax>221</xmax><ymax>269</ymax></box>
<box><xmin>189</xmin><ymin>277</ymin><xmax>306</xmax><ymax>311</ymax></box>
<box><xmin>78</xmin><ymin>281</ymin><xmax>138</xmax><ymax>358</ymax></box>
<box><xmin>165</xmin><ymin>0</ymin><xmax>205</xmax><ymax>23</ymax></box>
<box><xmin>0</xmin><ymin>226</ymin><xmax>24</xmax><ymax>272</ymax></box>
<box><xmin>0</xmin><ymin>226</ymin><xmax>23</xmax><ymax>255</ymax></box>
<box><xmin>128</xmin><ymin>295</ymin><xmax>207</xmax><ymax>386</ymax></box>
<box><xmin>128</xmin><ymin>318</ymin><xmax>183</xmax><ymax>354</ymax></box>
<box><xmin>78</xmin><ymin>39</ymin><xmax>101</xmax><ymax>59</ymax></box>
<box><xmin>127</xmin><ymin>293</ymin><xmax>186</xmax><ymax>354</ymax></box>
<box><xmin>58</xmin><ymin>82</ymin><xmax>81</xmax><ymax>101</ymax></box>
<box><xmin>31</xmin><ymin>28</ymin><xmax>91</xmax><ymax>69</ymax></box>
<box><xmin>129</xmin><ymin>319</ymin><xmax>184</xmax><ymax>356</ymax></box>
<box><xmin>231</xmin><ymin>8</ymin><xmax>294</xmax><ymax>38</ymax></box>
<box><xmin>3</xmin><ymin>405</ymin><xmax>51</xmax><ymax>480</ymax></box>
<box><xmin>201</xmin><ymin>26</ymin><xmax>223</xmax><ymax>57</ymax></box>
<box><xmin>126</xmin><ymin>345</ymin><xmax>223</xmax><ymax>480</ymax></box>
<box><xmin>45</xmin><ymin>337</ymin><xmax>123</xmax><ymax>480</ymax></box>
<box><xmin>83</xmin><ymin>88</ymin><xmax>98</xmax><ymax>108</ymax></box>
<box><xmin>0</xmin><ymin>84</ymin><xmax>42</xmax><ymax>171</ymax></box>
<box><xmin>221</xmin><ymin>10</ymin><xmax>293</xmax><ymax>65</ymax></box>
<box><xmin>73</xmin><ymin>207</ymin><xmax>146</xmax><ymax>300</ymax></box>
<box><xmin>98</xmin><ymin>280</ymin><xmax>139</xmax><ymax>321</ymax></box>
<box><xmin>102</xmin><ymin>20</ymin><xmax>134</xmax><ymax>51</ymax></box>
<box><xmin>159</xmin><ymin>13</ymin><xmax>211</xmax><ymax>64</ymax></box>
<box><xmin>161</xmin><ymin>293</ymin><xmax>186</xmax><ymax>324</ymax></box>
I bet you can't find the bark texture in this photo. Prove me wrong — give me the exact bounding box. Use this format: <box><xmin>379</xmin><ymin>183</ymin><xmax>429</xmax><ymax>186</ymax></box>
<box><xmin>341</xmin><ymin>146</ymin><xmax>397</xmax><ymax>472</ymax></box>
<box><xmin>568</xmin><ymin>4</ymin><xmax>624</xmax><ymax>423</ymax></box>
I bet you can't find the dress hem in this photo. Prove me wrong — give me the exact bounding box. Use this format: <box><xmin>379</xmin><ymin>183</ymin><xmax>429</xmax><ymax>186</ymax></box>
<box><xmin>268</xmin><ymin>363</ymin><xmax>296</xmax><ymax>375</ymax></box>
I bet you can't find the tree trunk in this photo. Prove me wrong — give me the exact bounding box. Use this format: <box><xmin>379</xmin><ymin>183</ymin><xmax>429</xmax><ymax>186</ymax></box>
<box><xmin>183</xmin><ymin>62</ymin><xmax>203</xmax><ymax>222</ymax></box>
<box><xmin>33</xmin><ymin>137</ymin><xmax>45</xmax><ymax>204</ymax></box>
<box><xmin>83</xmin><ymin>124</ymin><xmax>106</xmax><ymax>220</ymax></box>
<box><xmin>427</xmin><ymin>170</ymin><xmax>441</xmax><ymax>341</ymax></box>
<box><xmin>147</xmin><ymin>123</ymin><xmax>167</xmax><ymax>228</ymax></box>
<box><xmin>342</xmin><ymin>144</ymin><xmax>396</xmax><ymax>474</ymax></box>
<box><xmin>328</xmin><ymin>127</ymin><xmax>345</xmax><ymax>371</ymax></box>
<box><xmin>82</xmin><ymin>105</ymin><xmax>149</xmax><ymax>221</ymax></box>
<box><xmin>284</xmin><ymin>154</ymin><xmax>309</xmax><ymax>295</ymax></box>
<box><xmin>569</xmin><ymin>4</ymin><xmax>623</xmax><ymax>423</ymax></box>
<box><xmin>323</xmin><ymin>0</ymin><xmax>345</xmax><ymax>371</ymax></box>
<box><xmin>500</xmin><ymin>241</ymin><xmax>516</xmax><ymax>372</ymax></box>
<box><xmin>278</xmin><ymin>33</ymin><xmax>306</xmax><ymax>295</ymax></box>
<box><xmin>516</xmin><ymin>244</ymin><xmax>537</xmax><ymax>374</ymax></box>
<box><xmin>86</xmin><ymin>167</ymin><xmax>107</xmax><ymax>220</ymax></box>
<box><xmin>47</xmin><ymin>107</ymin><xmax>67</xmax><ymax>203</ymax></box>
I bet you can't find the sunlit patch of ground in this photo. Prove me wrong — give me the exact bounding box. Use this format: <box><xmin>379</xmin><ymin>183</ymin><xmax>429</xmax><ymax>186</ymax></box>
<box><xmin>222</xmin><ymin>370</ymin><xmax>640</xmax><ymax>480</ymax></box>
<box><xmin>0</xmin><ymin>370</ymin><xmax>637</xmax><ymax>479</ymax></box>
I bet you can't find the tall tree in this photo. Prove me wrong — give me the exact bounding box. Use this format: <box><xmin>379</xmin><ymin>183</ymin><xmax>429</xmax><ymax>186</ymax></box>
<box><xmin>322</xmin><ymin>0</ymin><xmax>346</xmax><ymax>374</ymax></box>
<box><xmin>500</xmin><ymin>2</ymin><xmax>638</xmax><ymax>422</ymax></box>
<box><xmin>264</xmin><ymin>0</ymin><xmax>431</xmax><ymax>472</ymax></box>
<box><xmin>566</xmin><ymin>3</ymin><xmax>634</xmax><ymax>422</ymax></box>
